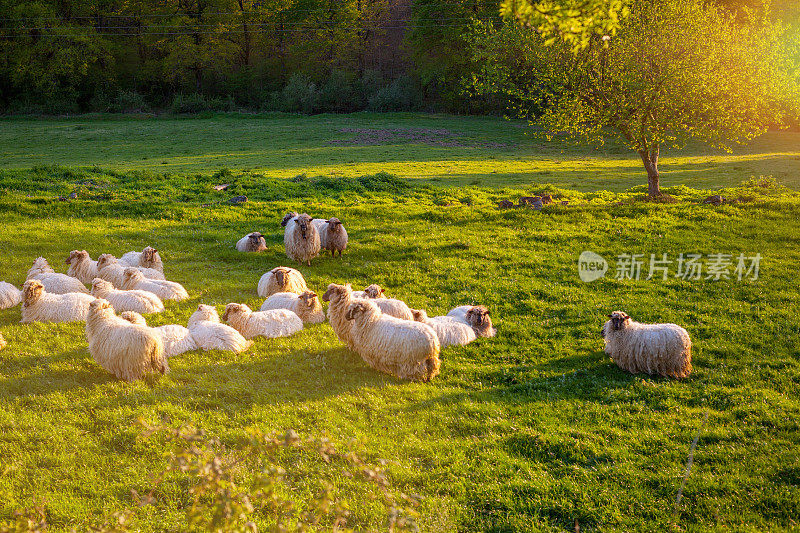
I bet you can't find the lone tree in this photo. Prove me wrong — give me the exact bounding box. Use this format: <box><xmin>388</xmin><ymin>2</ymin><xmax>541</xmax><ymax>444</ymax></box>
<box><xmin>475</xmin><ymin>0</ymin><xmax>799</xmax><ymax>196</ymax></box>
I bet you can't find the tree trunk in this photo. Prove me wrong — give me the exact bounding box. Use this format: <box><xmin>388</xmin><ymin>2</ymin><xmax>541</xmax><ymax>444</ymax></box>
<box><xmin>638</xmin><ymin>145</ymin><xmax>661</xmax><ymax>197</ymax></box>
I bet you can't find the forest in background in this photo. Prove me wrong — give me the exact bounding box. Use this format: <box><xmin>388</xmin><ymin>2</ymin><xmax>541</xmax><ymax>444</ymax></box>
<box><xmin>0</xmin><ymin>0</ymin><xmax>797</xmax><ymax>115</ymax></box>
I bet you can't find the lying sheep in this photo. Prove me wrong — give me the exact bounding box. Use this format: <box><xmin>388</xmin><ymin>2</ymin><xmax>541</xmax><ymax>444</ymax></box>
<box><xmin>120</xmin><ymin>246</ymin><xmax>164</xmax><ymax>274</ymax></box>
<box><xmin>411</xmin><ymin>309</ymin><xmax>476</xmax><ymax>348</ymax></box>
<box><xmin>236</xmin><ymin>232</ymin><xmax>267</xmax><ymax>252</ymax></box>
<box><xmin>120</xmin><ymin>311</ymin><xmax>198</xmax><ymax>357</ymax></box>
<box><xmin>318</xmin><ymin>218</ymin><xmax>348</xmax><ymax>257</ymax></box>
<box><xmin>91</xmin><ymin>278</ymin><xmax>164</xmax><ymax>314</ymax></box>
<box><xmin>98</xmin><ymin>254</ymin><xmax>164</xmax><ymax>288</ymax></box>
<box><xmin>27</xmin><ymin>257</ymin><xmax>88</xmax><ymax>294</ymax></box>
<box><xmin>260</xmin><ymin>291</ymin><xmax>325</xmax><ymax>324</ymax></box>
<box><xmin>222</xmin><ymin>303</ymin><xmax>303</xmax><ymax>339</ymax></box>
<box><xmin>86</xmin><ymin>299</ymin><xmax>168</xmax><ymax>381</ymax></box>
<box><xmin>446</xmin><ymin>305</ymin><xmax>497</xmax><ymax>337</ymax></box>
<box><xmin>372</xmin><ymin>296</ymin><xmax>413</xmax><ymax>321</ymax></box>
<box><xmin>285</xmin><ymin>213</ymin><xmax>320</xmax><ymax>266</ymax></box>
<box><xmin>0</xmin><ymin>281</ymin><xmax>21</xmax><ymax>309</ymax></box>
<box><xmin>601</xmin><ymin>311</ymin><xmax>692</xmax><ymax>378</ymax></box>
<box><xmin>345</xmin><ymin>300</ymin><xmax>441</xmax><ymax>382</ymax></box>
<box><xmin>0</xmin><ymin>332</ymin><xmax>5</xmax><ymax>351</ymax></box>
<box><xmin>121</xmin><ymin>268</ymin><xmax>189</xmax><ymax>301</ymax></box>
<box><xmin>65</xmin><ymin>250</ymin><xmax>99</xmax><ymax>284</ymax></box>
<box><xmin>363</xmin><ymin>284</ymin><xmax>387</xmax><ymax>299</ymax></box>
<box><xmin>322</xmin><ymin>283</ymin><xmax>359</xmax><ymax>348</ymax></box>
<box><xmin>257</xmin><ymin>266</ymin><xmax>308</xmax><ymax>298</ymax></box>
<box><xmin>21</xmin><ymin>279</ymin><xmax>96</xmax><ymax>324</ymax></box>
<box><xmin>188</xmin><ymin>304</ymin><xmax>252</xmax><ymax>353</ymax></box>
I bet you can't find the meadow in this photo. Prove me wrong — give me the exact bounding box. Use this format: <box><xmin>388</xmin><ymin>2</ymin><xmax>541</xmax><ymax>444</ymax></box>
<box><xmin>0</xmin><ymin>114</ymin><xmax>799</xmax><ymax>531</ymax></box>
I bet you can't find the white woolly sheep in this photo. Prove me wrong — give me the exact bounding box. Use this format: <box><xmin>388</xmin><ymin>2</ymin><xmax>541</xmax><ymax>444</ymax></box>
<box><xmin>257</xmin><ymin>266</ymin><xmax>308</xmax><ymax>298</ymax></box>
<box><xmin>86</xmin><ymin>299</ymin><xmax>168</xmax><ymax>381</ymax></box>
<box><xmin>372</xmin><ymin>296</ymin><xmax>414</xmax><ymax>321</ymax></box>
<box><xmin>21</xmin><ymin>279</ymin><xmax>96</xmax><ymax>324</ymax></box>
<box><xmin>601</xmin><ymin>310</ymin><xmax>692</xmax><ymax>378</ymax></box>
<box><xmin>345</xmin><ymin>300</ymin><xmax>441</xmax><ymax>382</ymax></box>
<box><xmin>322</xmin><ymin>283</ymin><xmax>359</xmax><ymax>349</ymax></box>
<box><xmin>27</xmin><ymin>257</ymin><xmax>88</xmax><ymax>294</ymax></box>
<box><xmin>121</xmin><ymin>268</ymin><xmax>189</xmax><ymax>301</ymax></box>
<box><xmin>120</xmin><ymin>246</ymin><xmax>164</xmax><ymax>274</ymax></box>
<box><xmin>119</xmin><ymin>311</ymin><xmax>198</xmax><ymax>357</ymax></box>
<box><xmin>222</xmin><ymin>303</ymin><xmax>303</xmax><ymax>339</ymax></box>
<box><xmin>236</xmin><ymin>232</ymin><xmax>267</xmax><ymax>252</ymax></box>
<box><xmin>65</xmin><ymin>250</ymin><xmax>99</xmax><ymax>284</ymax></box>
<box><xmin>362</xmin><ymin>284</ymin><xmax>387</xmax><ymax>299</ymax></box>
<box><xmin>188</xmin><ymin>304</ymin><xmax>252</xmax><ymax>353</ymax></box>
<box><xmin>411</xmin><ymin>309</ymin><xmax>476</xmax><ymax>348</ymax></box>
<box><xmin>0</xmin><ymin>281</ymin><xmax>21</xmax><ymax>309</ymax></box>
<box><xmin>260</xmin><ymin>290</ymin><xmax>325</xmax><ymax>324</ymax></box>
<box><xmin>318</xmin><ymin>218</ymin><xmax>348</xmax><ymax>257</ymax></box>
<box><xmin>91</xmin><ymin>278</ymin><xmax>164</xmax><ymax>314</ymax></box>
<box><xmin>446</xmin><ymin>305</ymin><xmax>497</xmax><ymax>338</ymax></box>
<box><xmin>0</xmin><ymin>332</ymin><xmax>6</xmax><ymax>351</ymax></box>
<box><xmin>99</xmin><ymin>254</ymin><xmax>164</xmax><ymax>287</ymax></box>
<box><xmin>285</xmin><ymin>213</ymin><xmax>321</xmax><ymax>266</ymax></box>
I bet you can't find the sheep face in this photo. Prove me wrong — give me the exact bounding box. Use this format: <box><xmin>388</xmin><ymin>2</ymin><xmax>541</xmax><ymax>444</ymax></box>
<box><xmin>295</xmin><ymin>214</ymin><xmax>313</xmax><ymax>240</ymax></box>
<box><xmin>322</xmin><ymin>283</ymin><xmax>351</xmax><ymax>303</ymax></box>
<box><xmin>97</xmin><ymin>254</ymin><xmax>117</xmax><ymax>270</ymax></box>
<box><xmin>28</xmin><ymin>257</ymin><xmax>53</xmax><ymax>277</ymax></box>
<box><xmin>410</xmin><ymin>309</ymin><xmax>428</xmax><ymax>322</ymax></box>
<box><xmin>91</xmin><ymin>278</ymin><xmax>113</xmax><ymax>297</ymax></box>
<box><xmin>607</xmin><ymin>311</ymin><xmax>631</xmax><ymax>332</ymax></box>
<box><xmin>327</xmin><ymin>217</ymin><xmax>343</xmax><ymax>232</ymax></box>
<box><xmin>299</xmin><ymin>291</ymin><xmax>319</xmax><ymax>308</ymax></box>
<box><xmin>123</xmin><ymin>268</ymin><xmax>144</xmax><ymax>285</ymax></box>
<box><xmin>272</xmin><ymin>267</ymin><xmax>289</xmax><ymax>287</ymax></box>
<box><xmin>364</xmin><ymin>284</ymin><xmax>385</xmax><ymax>299</ymax></box>
<box><xmin>281</xmin><ymin>212</ymin><xmax>298</xmax><ymax>227</ymax></box>
<box><xmin>195</xmin><ymin>304</ymin><xmax>220</xmax><ymax>322</ymax></box>
<box><xmin>142</xmin><ymin>246</ymin><xmax>158</xmax><ymax>263</ymax></box>
<box><xmin>89</xmin><ymin>298</ymin><xmax>115</xmax><ymax>317</ymax></box>
<box><xmin>66</xmin><ymin>250</ymin><xmax>88</xmax><ymax>265</ymax></box>
<box><xmin>466</xmin><ymin>306</ymin><xmax>495</xmax><ymax>336</ymax></box>
<box><xmin>22</xmin><ymin>280</ymin><xmax>44</xmax><ymax>306</ymax></box>
<box><xmin>222</xmin><ymin>303</ymin><xmax>251</xmax><ymax>322</ymax></box>
<box><xmin>248</xmin><ymin>233</ymin><xmax>263</xmax><ymax>244</ymax></box>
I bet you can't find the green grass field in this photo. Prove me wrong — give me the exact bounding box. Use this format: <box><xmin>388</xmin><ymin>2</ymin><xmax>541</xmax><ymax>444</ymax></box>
<box><xmin>0</xmin><ymin>114</ymin><xmax>799</xmax><ymax>531</ymax></box>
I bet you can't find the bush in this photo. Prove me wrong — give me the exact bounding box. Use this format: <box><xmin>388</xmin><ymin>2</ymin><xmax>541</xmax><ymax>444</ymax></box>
<box><xmin>95</xmin><ymin>89</ymin><xmax>149</xmax><ymax>113</ymax></box>
<box><xmin>367</xmin><ymin>77</ymin><xmax>414</xmax><ymax>112</ymax></box>
<box><xmin>319</xmin><ymin>70</ymin><xmax>356</xmax><ymax>113</ymax></box>
<box><xmin>171</xmin><ymin>94</ymin><xmax>235</xmax><ymax>114</ymax></box>
<box><xmin>282</xmin><ymin>73</ymin><xmax>320</xmax><ymax>114</ymax></box>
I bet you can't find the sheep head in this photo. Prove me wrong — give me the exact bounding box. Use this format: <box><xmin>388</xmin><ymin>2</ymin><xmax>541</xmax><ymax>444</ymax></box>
<box><xmin>97</xmin><ymin>254</ymin><xmax>117</xmax><ymax>270</ymax></box>
<box><xmin>248</xmin><ymin>232</ymin><xmax>263</xmax><ymax>243</ymax></box>
<box><xmin>120</xmin><ymin>311</ymin><xmax>147</xmax><ymax>325</ymax></box>
<box><xmin>364</xmin><ymin>284</ymin><xmax>385</xmax><ymax>299</ymax></box>
<box><xmin>27</xmin><ymin>257</ymin><xmax>53</xmax><ymax>278</ymax></box>
<box><xmin>222</xmin><ymin>303</ymin><xmax>250</xmax><ymax>322</ymax></box>
<box><xmin>272</xmin><ymin>267</ymin><xmax>289</xmax><ymax>287</ymax></box>
<box><xmin>142</xmin><ymin>246</ymin><xmax>159</xmax><ymax>264</ymax></box>
<box><xmin>22</xmin><ymin>279</ymin><xmax>44</xmax><ymax>306</ymax></box>
<box><xmin>326</xmin><ymin>217</ymin><xmax>343</xmax><ymax>232</ymax></box>
<box><xmin>299</xmin><ymin>291</ymin><xmax>318</xmax><ymax>308</ymax></box>
<box><xmin>410</xmin><ymin>309</ymin><xmax>428</xmax><ymax>322</ymax></box>
<box><xmin>607</xmin><ymin>311</ymin><xmax>631</xmax><ymax>331</ymax></box>
<box><xmin>466</xmin><ymin>306</ymin><xmax>495</xmax><ymax>336</ymax></box>
<box><xmin>194</xmin><ymin>304</ymin><xmax>220</xmax><ymax>322</ymax></box>
<box><xmin>295</xmin><ymin>214</ymin><xmax>313</xmax><ymax>240</ymax></box>
<box><xmin>345</xmin><ymin>300</ymin><xmax>373</xmax><ymax>321</ymax></box>
<box><xmin>89</xmin><ymin>298</ymin><xmax>115</xmax><ymax>318</ymax></box>
<box><xmin>322</xmin><ymin>283</ymin><xmax>351</xmax><ymax>302</ymax></box>
<box><xmin>123</xmin><ymin>268</ymin><xmax>143</xmax><ymax>285</ymax></box>
<box><xmin>91</xmin><ymin>278</ymin><xmax>113</xmax><ymax>297</ymax></box>
<box><xmin>66</xmin><ymin>250</ymin><xmax>88</xmax><ymax>265</ymax></box>
<box><xmin>281</xmin><ymin>212</ymin><xmax>299</xmax><ymax>227</ymax></box>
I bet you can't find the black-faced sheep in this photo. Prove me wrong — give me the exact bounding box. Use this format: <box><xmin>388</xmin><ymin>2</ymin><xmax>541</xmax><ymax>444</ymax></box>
<box><xmin>601</xmin><ymin>310</ymin><xmax>692</xmax><ymax>378</ymax></box>
<box><xmin>345</xmin><ymin>300</ymin><xmax>441</xmax><ymax>382</ymax></box>
<box><xmin>21</xmin><ymin>279</ymin><xmax>96</xmax><ymax>324</ymax></box>
<box><xmin>236</xmin><ymin>232</ymin><xmax>267</xmax><ymax>252</ymax></box>
<box><xmin>257</xmin><ymin>266</ymin><xmax>308</xmax><ymax>298</ymax></box>
<box><xmin>27</xmin><ymin>257</ymin><xmax>88</xmax><ymax>294</ymax></box>
<box><xmin>86</xmin><ymin>299</ymin><xmax>168</xmax><ymax>381</ymax></box>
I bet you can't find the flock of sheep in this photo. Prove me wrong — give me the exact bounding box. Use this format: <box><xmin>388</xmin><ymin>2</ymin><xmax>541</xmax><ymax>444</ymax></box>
<box><xmin>0</xmin><ymin>211</ymin><xmax>693</xmax><ymax>383</ymax></box>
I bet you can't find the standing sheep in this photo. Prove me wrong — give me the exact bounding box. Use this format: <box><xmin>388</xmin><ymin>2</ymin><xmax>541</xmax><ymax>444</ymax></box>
<box><xmin>188</xmin><ymin>304</ymin><xmax>252</xmax><ymax>353</ymax></box>
<box><xmin>222</xmin><ymin>303</ymin><xmax>303</xmax><ymax>339</ymax></box>
<box><xmin>86</xmin><ymin>299</ymin><xmax>168</xmax><ymax>381</ymax></box>
<box><xmin>0</xmin><ymin>281</ymin><xmax>21</xmax><ymax>309</ymax></box>
<box><xmin>91</xmin><ymin>278</ymin><xmax>165</xmax><ymax>314</ymax></box>
<box><xmin>318</xmin><ymin>218</ymin><xmax>348</xmax><ymax>257</ymax></box>
<box><xmin>345</xmin><ymin>300</ymin><xmax>441</xmax><ymax>382</ymax></box>
<box><xmin>601</xmin><ymin>311</ymin><xmax>692</xmax><ymax>378</ymax></box>
<box><xmin>121</xmin><ymin>268</ymin><xmax>189</xmax><ymax>301</ymax></box>
<box><xmin>119</xmin><ymin>311</ymin><xmax>198</xmax><ymax>357</ymax></box>
<box><xmin>257</xmin><ymin>266</ymin><xmax>308</xmax><ymax>298</ymax></box>
<box><xmin>446</xmin><ymin>305</ymin><xmax>497</xmax><ymax>337</ymax></box>
<box><xmin>285</xmin><ymin>213</ymin><xmax>321</xmax><ymax>266</ymax></box>
<box><xmin>65</xmin><ymin>250</ymin><xmax>99</xmax><ymax>284</ymax></box>
<box><xmin>281</xmin><ymin>212</ymin><xmax>299</xmax><ymax>228</ymax></box>
<box><xmin>260</xmin><ymin>291</ymin><xmax>325</xmax><ymax>324</ymax></box>
<box><xmin>21</xmin><ymin>279</ymin><xmax>96</xmax><ymax>324</ymax></box>
<box><xmin>27</xmin><ymin>257</ymin><xmax>88</xmax><ymax>294</ymax></box>
<box><xmin>411</xmin><ymin>309</ymin><xmax>476</xmax><ymax>348</ymax></box>
<box><xmin>236</xmin><ymin>232</ymin><xmax>267</xmax><ymax>252</ymax></box>
<box><xmin>120</xmin><ymin>246</ymin><xmax>164</xmax><ymax>275</ymax></box>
